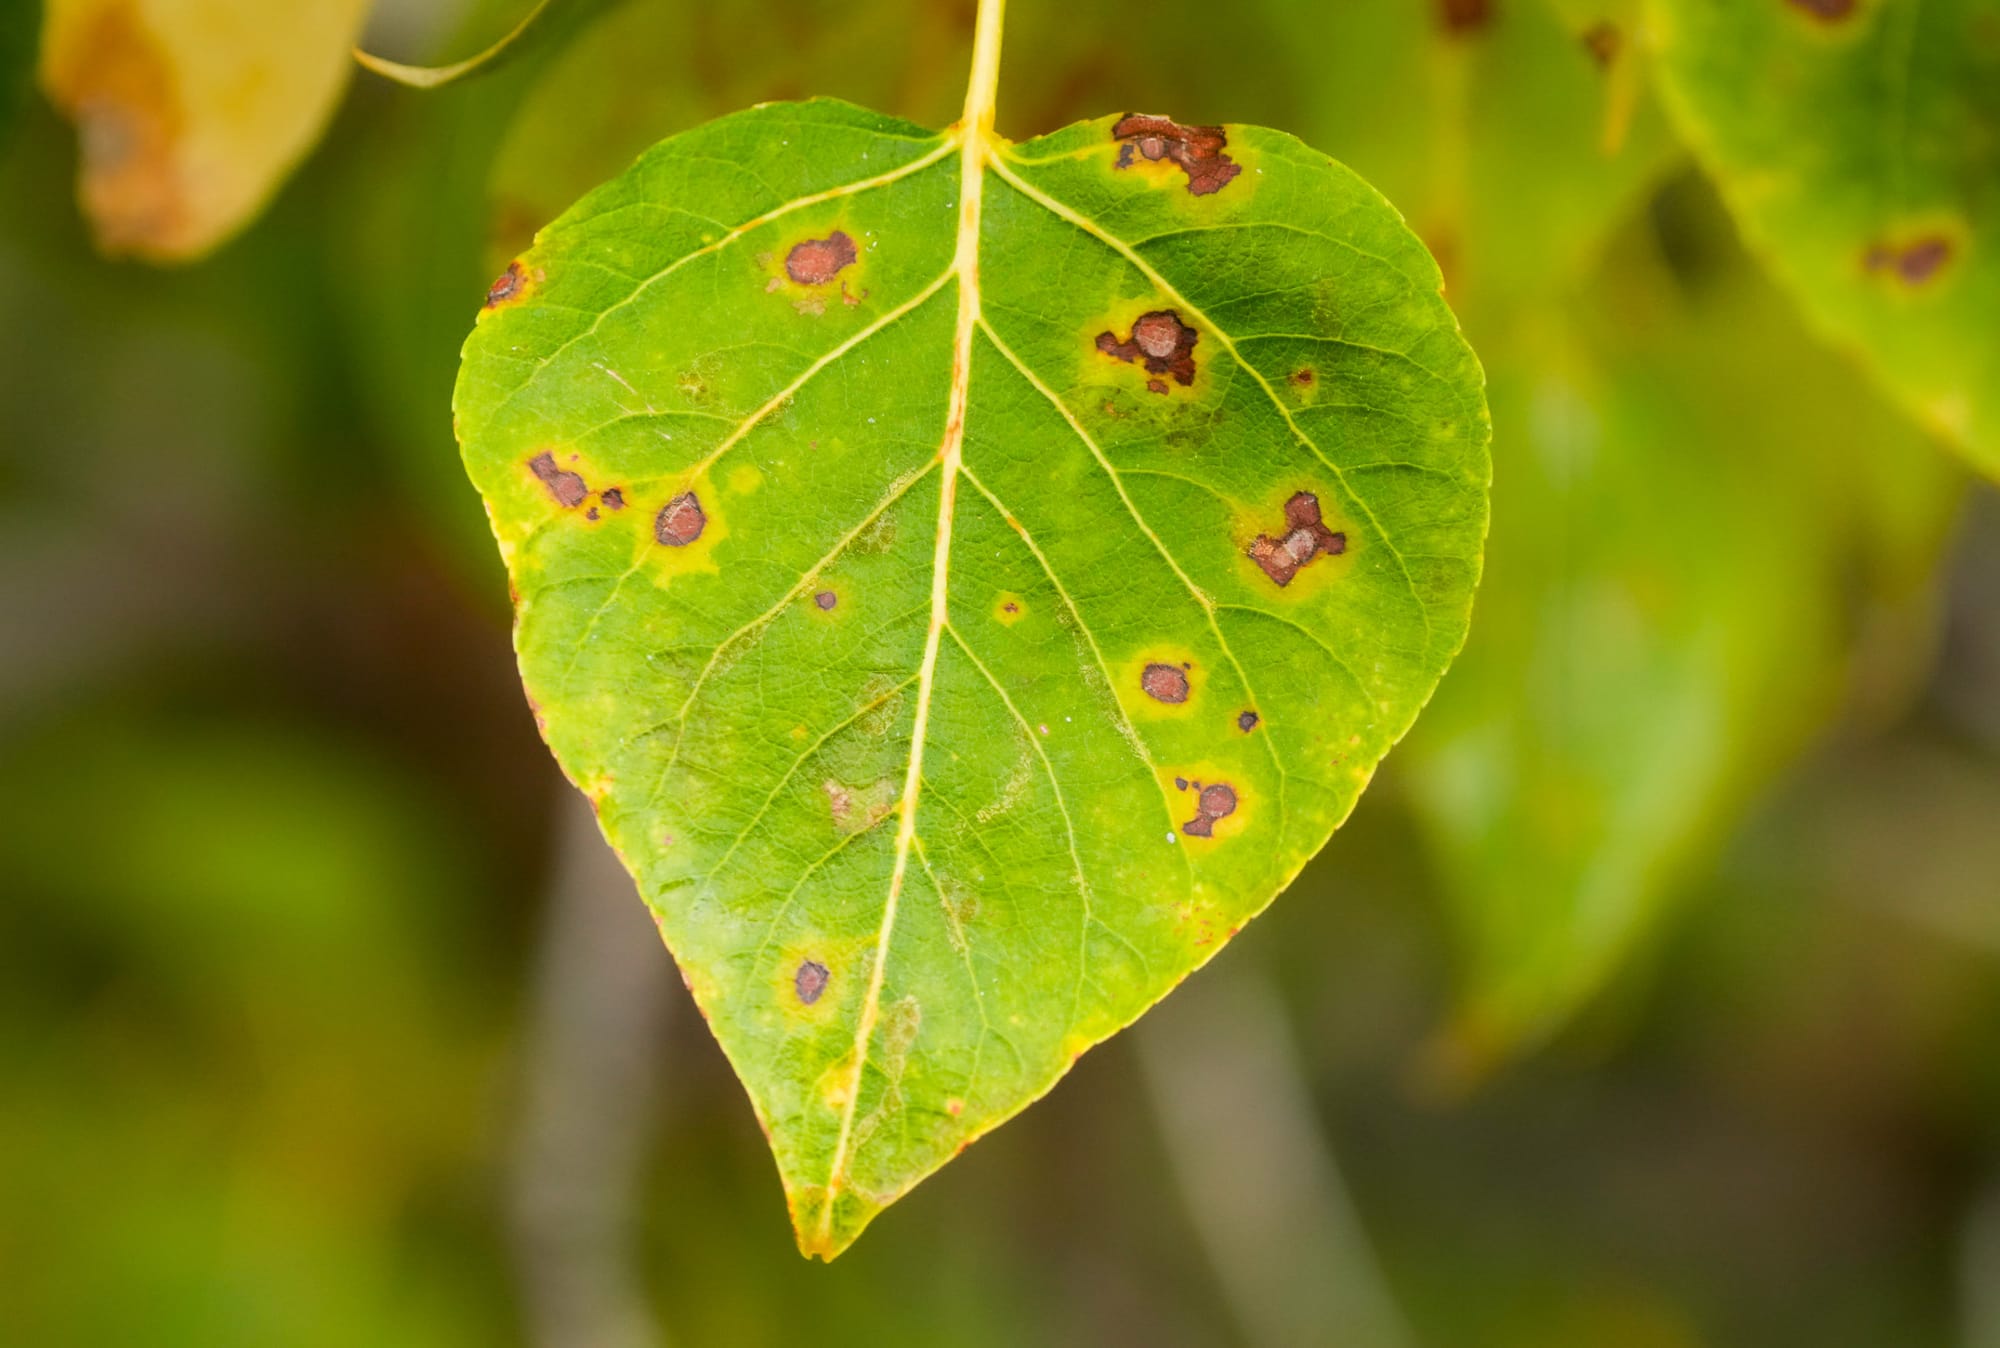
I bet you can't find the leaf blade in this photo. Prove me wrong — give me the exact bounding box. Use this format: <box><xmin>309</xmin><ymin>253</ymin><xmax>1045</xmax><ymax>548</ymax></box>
<box><xmin>456</xmin><ymin>97</ymin><xmax>1490</xmax><ymax>1258</ymax></box>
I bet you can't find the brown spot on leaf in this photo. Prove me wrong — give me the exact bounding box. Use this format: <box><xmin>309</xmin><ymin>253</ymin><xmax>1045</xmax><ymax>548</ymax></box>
<box><xmin>1582</xmin><ymin>21</ymin><xmax>1622</xmax><ymax>66</ymax></box>
<box><xmin>1111</xmin><ymin>114</ymin><xmax>1242</xmax><ymax>196</ymax></box>
<box><xmin>1237</xmin><ymin>710</ymin><xmax>1259</xmax><ymax>732</ymax></box>
<box><xmin>1141</xmin><ymin>662</ymin><xmax>1191</xmax><ymax>704</ymax></box>
<box><xmin>1182</xmin><ymin>782</ymin><xmax>1239</xmax><ymax>838</ymax></box>
<box><xmin>486</xmin><ymin>260</ymin><xmax>529</xmax><ymax>309</ymax></box>
<box><xmin>786</xmin><ymin>230</ymin><xmax>859</xmax><ymax>285</ymax></box>
<box><xmin>1248</xmin><ymin>491</ymin><xmax>1346</xmax><ymax>586</ymax></box>
<box><xmin>600</xmin><ymin>487</ymin><xmax>625</xmax><ymax>511</ymax></box>
<box><xmin>1438</xmin><ymin>0</ymin><xmax>1493</xmax><ymax>33</ymax></box>
<box><xmin>1866</xmin><ymin>234</ymin><xmax>1954</xmax><ymax>285</ymax></box>
<box><xmin>795</xmin><ymin>960</ymin><xmax>830</xmax><ymax>1005</ymax></box>
<box><xmin>1786</xmin><ymin>0</ymin><xmax>1858</xmax><ymax>19</ymax></box>
<box><xmin>1290</xmin><ymin>368</ymin><xmax>1315</xmax><ymax>387</ymax></box>
<box><xmin>815</xmin><ymin>590</ymin><xmax>838</xmax><ymax>610</ymax></box>
<box><xmin>528</xmin><ymin>451</ymin><xmax>588</xmax><ymax>508</ymax></box>
<box><xmin>655</xmin><ymin>491</ymin><xmax>707</xmax><ymax>546</ymax></box>
<box><xmin>1097</xmin><ymin>310</ymin><xmax>1199</xmax><ymax>390</ymax></box>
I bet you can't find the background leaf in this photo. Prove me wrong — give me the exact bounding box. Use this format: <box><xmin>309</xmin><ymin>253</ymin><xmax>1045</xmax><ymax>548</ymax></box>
<box><xmin>1648</xmin><ymin>0</ymin><xmax>2000</xmax><ymax>478</ymax></box>
<box><xmin>38</xmin><ymin>0</ymin><xmax>371</xmax><ymax>261</ymax></box>
<box><xmin>456</xmin><ymin>96</ymin><xmax>1489</xmax><ymax>1255</ymax></box>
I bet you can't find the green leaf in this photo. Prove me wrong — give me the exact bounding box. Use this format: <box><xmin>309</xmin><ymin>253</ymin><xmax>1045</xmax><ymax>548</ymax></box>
<box><xmin>1400</xmin><ymin>187</ymin><xmax>1962</xmax><ymax>1060</ymax></box>
<box><xmin>1647</xmin><ymin>0</ymin><xmax>2000</xmax><ymax>478</ymax></box>
<box><xmin>454</xmin><ymin>68</ymin><xmax>1488</xmax><ymax>1255</ymax></box>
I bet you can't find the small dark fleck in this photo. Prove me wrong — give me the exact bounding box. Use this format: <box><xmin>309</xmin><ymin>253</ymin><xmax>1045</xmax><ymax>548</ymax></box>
<box><xmin>1174</xmin><ymin>776</ymin><xmax>1189</xmax><ymax>791</ymax></box>
<box><xmin>528</xmin><ymin>451</ymin><xmax>588</xmax><ymax>508</ymax></box>
<box><xmin>485</xmin><ymin>260</ymin><xmax>530</xmax><ymax>309</ymax></box>
<box><xmin>586</xmin><ymin>507</ymin><xmax>600</xmax><ymax>521</ymax></box>
<box><xmin>600</xmin><ymin>487</ymin><xmax>625</xmax><ymax>511</ymax></box>
<box><xmin>1248</xmin><ymin>491</ymin><xmax>1346</xmax><ymax>586</ymax></box>
<box><xmin>1141</xmin><ymin>662</ymin><xmax>1191</xmax><ymax>704</ymax></box>
<box><xmin>815</xmin><ymin>590</ymin><xmax>838</xmax><ymax>610</ymax></box>
<box><xmin>1290</xmin><ymin>368</ymin><xmax>1315</xmax><ymax>388</ymax></box>
<box><xmin>1003</xmin><ymin>600</ymin><xmax>1020</xmax><ymax>614</ymax></box>
<box><xmin>655</xmin><ymin>491</ymin><xmax>707</xmax><ymax>546</ymax></box>
<box><xmin>1111</xmin><ymin>114</ymin><xmax>1242</xmax><ymax>195</ymax></box>
<box><xmin>786</xmin><ymin>231</ymin><xmax>859</xmax><ymax>285</ymax></box>
<box><xmin>795</xmin><ymin>960</ymin><xmax>830</xmax><ymax>1005</ymax></box>
<box><xmin>1098</xmin><ymin>310</ymin><xmax>1199</xmax><ymax>389</ymax></box>
<box><xmin>1237</xmin><ymin>710</ymin><xmax>1259</xmax><ymax>732</ymax></box>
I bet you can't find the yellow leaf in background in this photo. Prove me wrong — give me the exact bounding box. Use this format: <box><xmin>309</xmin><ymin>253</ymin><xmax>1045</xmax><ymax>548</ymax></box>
<box><xmin>40</xmin><ymin>0</ymin><xmax>370</xmax><ymax>262</ymax></box>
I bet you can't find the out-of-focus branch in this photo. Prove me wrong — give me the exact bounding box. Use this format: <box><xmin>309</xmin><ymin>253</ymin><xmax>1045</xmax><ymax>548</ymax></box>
<box><xmin>1137</xmin><ymin>958</ymin><xmax>1415</xmax><ymax>1348</ymax></box>
<box><xmin>509</xmin><ymin>787</ymin><xmax>673</xmax><ymax>1348</ymax></box>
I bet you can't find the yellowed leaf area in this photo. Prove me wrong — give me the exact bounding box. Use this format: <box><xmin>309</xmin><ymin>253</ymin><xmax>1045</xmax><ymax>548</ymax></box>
<box><xmin>40</xmin><ymin>0</ymin><xmax>370</xmax><ymax>261</ymax></box>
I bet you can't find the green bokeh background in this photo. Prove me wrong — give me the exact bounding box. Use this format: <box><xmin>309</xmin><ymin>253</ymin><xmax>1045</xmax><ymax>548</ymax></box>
<box><xmin>3</xmin><ymin>1</ymin><xmax>1997</xmax><ymax>1344</ymax></box>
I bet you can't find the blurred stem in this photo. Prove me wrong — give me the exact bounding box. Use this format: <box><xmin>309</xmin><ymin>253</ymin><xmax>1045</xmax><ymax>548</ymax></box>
<box><xmin>509</xmin><ymin>788</ymin><xmax>673</xmax><ymax>1348</ymax></box>
<box><xmin>1137</xmin><ymin>959</ymin><xmax>1415</xmax><ymax>1348</ymax></box>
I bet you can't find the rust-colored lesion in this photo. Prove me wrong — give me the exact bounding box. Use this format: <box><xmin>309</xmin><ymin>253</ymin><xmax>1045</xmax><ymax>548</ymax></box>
<box><xmin>1437</xmin><ymin>0</ymin><xmax>1493</xmax><ymax>35</ymax></box>
<box><xmin>795</xmin><ymin>960</ymin><xmax>831</xmax><ymax>1005</ymax></box>
<box><xmin>527</xmin><ymin>451</ymin><xmax>588</xmax><ymax>507</ymax></box>
<box><xmin>1111</xmin><ymin>114</ymin><xmax>1242</xmax><ymax>196</ymax></box>
<box><xmin>1581</xmin><ymin>21</ymin><xmax>1622</xmax><ymax>67</ymax></box>
<box><xmin>1140</xmin><ymin>662</ymin><xmax>1191</xmax><ymax>704</ymax></box>
<box><xmin>485</xmin><ymin>259</ymin><xmax>539</xmax><ymax>310</ymax></box>
<box><xmin>1096</xmin><ymin>310</ymin><xmax>1199</xmax><ymax>391</ymax></box>
<box><xmin>1247</xmin><ymin>491</ymin><xmax>1346</xmax><ymax>587</ymax></box>
<box><xmin>1180</xmin><ymin>782</ymin><xmax>1238</xmax><ymax>838</ymax></box>
<box><xmin>786</xmin><ymin>230</ymin><xmax>859</xmax><ymax>285</ymax></box>
<box><xmin>655</xmin><ymin>491</ymin><xmax>707</xmax><ymax>546</ymax></box>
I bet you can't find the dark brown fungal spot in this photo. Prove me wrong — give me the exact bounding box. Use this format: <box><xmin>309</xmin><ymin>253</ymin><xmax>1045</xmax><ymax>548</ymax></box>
<box><xmin>586</xmin><ymin>507</ymin><xmax>599</xmax><ymax>521</ymax></box>
<box><xmin>1238</xmin><ymin>710</ymin><xmax>1259</xmax><ymax>732</ymax></box>
<box><xmin>1111</xmin><ymin>114</ymin><xmax>1242</xmax><ymax>196</ymax></box>
<box><xmin>795</xmin><ymin>960</ymin><xmax>830</xmax><ymax>1005</ymax></box>
<box><xmin>1582</xmin><ymin>21</ymin><xmax>1622</xmax><ymax>66</ymax></box>
<box><xmin>1866</xmin><ymin>234</ymin><xmax>1954</xmax><ymax>285</ymax></box>
<box><xmin>600</xmin><ymin>487</ymin><xmax>625</xmax><ymax>511</ymax></box>
<box><xmin>1290</xmin><ymin>368</ymin><xmax>1315</xmax><ymax>387</ymax></box>
<box><xmin>815</xmin><ymin>590</ymin><xmax>838</xmax><ymax>610</ymax></box>
<box><xmin>1141</xmin><ymin>662</ymin><xmax>1191</xmax><ymax>704</ymax></box>
<box><xmin>1003</xmin><ymin>601</ymin><xmax>1019</xmax><ymax>614</ymax></box>
<box><xmin>1785</xmin><ymin>0</ymin><xmax>1857</xmax><ymax>19</ymax></box>
<box><xmin>785</xmin><ymin>230</ymin><xmax>859</xmax><ymax>285</ymax></box>
<box><xmin>1097</xmin><ymin>310</ymin><xmax>1199</xmax><ymax>390</ymax></box>
<box><xmin>655</xmin><ymin>491</ymin><xmax>707</xmax><ymax>546</ymax></box>
<box><xmin>1437</xmin><ymin>0</ymin><xmax>1492</xmax><ymax>34</ymax></box>
<box><xmin>1182</xmin><ymin>781</ymin><xmax>1239</xmax><ymax>838</ymax></box>
<box><xmin>528</xmin><ymin>451</ymin><xmax>588</xmax><ymax>508</ymax></box>
<box><xmin>1174</xmin><ymin>776</ymin><xmax>1189</xmax><ymax>791</ymax></box>
<box><xmin>1248</xmin><ymin>491</ymin><xmax>1346</xmax><ymax>586</ymax></box>
<box><xmin>485</xmin><ymin>259</ymin><xmax>530</xmax><ymax>309</ymax></box>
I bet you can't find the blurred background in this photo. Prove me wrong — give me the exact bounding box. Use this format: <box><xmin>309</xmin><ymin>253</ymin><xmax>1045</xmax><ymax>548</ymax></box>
<box><xmin>4</xmin><ymin>0</ymin><xmax>1998</xmax><ymax>1343</ymax></box>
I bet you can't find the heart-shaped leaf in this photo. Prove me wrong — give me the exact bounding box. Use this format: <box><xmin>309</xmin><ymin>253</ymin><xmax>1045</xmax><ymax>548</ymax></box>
<box><xmin>1648</xmin><ymin>0</ymin><xmax>2000</xmax><ymax>478</ymax></box>
<box><xmin>455</xmin><ymin>59</ymin><xmax>1488</xmax><ymax>1255</ymax></box>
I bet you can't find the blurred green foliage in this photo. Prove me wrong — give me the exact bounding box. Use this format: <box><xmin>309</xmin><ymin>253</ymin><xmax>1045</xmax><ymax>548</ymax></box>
<box><xmin>3</xmin><ymin>0</ymin><xmax>1998</xmax><ymax>1342</ymax></box>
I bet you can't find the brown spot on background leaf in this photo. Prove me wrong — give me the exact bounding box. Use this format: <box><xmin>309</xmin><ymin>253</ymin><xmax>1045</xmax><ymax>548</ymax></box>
<box><xmin>528</xmin><ymin>451</ymin><xmax>588</xmax><ymax>508</ymax></box>
<box><xmin>1111</xmin><ymin>114</ymin><xmax>1242</xmax><ymax>196</ymax></box>
<box><xmin>1097</xmin><ymin>310</ymin><xmax>1199</xmax><ymax>390</ymax></box>
<box><xmin>655</xmin><ymin>491</ymin><xmax>707</xmax><ymax>546</ymax></box>
<box><xmin>1141</xmin><ymin>662</ymin><xmax>1191</xmax><ymax>704</ymax></box>
<box><xmin>1582</xmin><ymin>22</ymin><xmax>1622</xmax><ymax>66</ymax></box>
<box><xmin>1248</xmin><ymin>491</ymin><xmax>1346</xmax><ymax>586</ymax></box>
<box><xmin>795</xmin><ymin>960</ymin><xmax>830</xmax><ymax>1005</ymax></box>
<box><xmin>1237</xmin><ymin>710</ymin><xmax>1259</xmax><ymax>732</ymax></box>
<box><xmin>1438</xmin><ymin>0</ymin><xmax>1493</xmax><ymax>34</ymax></box>
<box><xmin>599</xmin><ymin>488</ymin><xmax>625</xmax><ymax>511</ymax></box>
<box><xmin>1866</xmin><ymin>235</ymin><xmax>1954</xmax><ymax>285</ymax></box>
<box><xmin>814</xmin><ymin>590</ymin><xmax>838</xmax><ymax>611</ymax></box>
<box><xmin>1786</xmin><ymin>0</ymin><xmax>1858</xmax><ymax>20</ymax></box>
<box><xmin>786</xmin><ymin>230</ymin><xmax>859</xmax><ymax>285</ymax></box>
